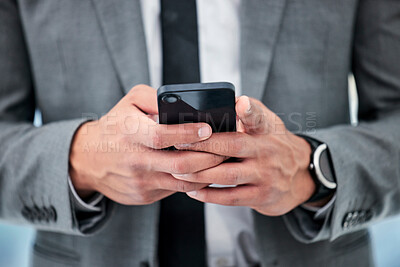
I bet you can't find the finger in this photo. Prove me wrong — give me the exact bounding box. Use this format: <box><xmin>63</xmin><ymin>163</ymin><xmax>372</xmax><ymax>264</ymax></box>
<box><xmin>155</xmin><ymin>175</ymin><xmax>209</xmax><ymax>192</ymax></box>
<box><xmin>175</xmin><ymin>132</ymin><xmax>256</xmax><ymax>158</ymax></box>
<box><xmin>96</xmin><ymin>176</ymin><xmax>174</xmax><ymax>205</ymax></box>
<box><xmin>127</xmin><ymin>149</ymin><xmax>228</xmax><ymax>174</ymax></box>
<box><xmin>236</xmin><ymin>96</ymin><xmax>270</xmax><ymax>134</ymax></box>
<box><xmin>139</xmin><ymin>122</ymin><xmax>213</xmax><ymax>149</ymax></box>
<box><xmin>186</xmin><ymin>185</ymin><xmax>259</xmax><ymax>206</ymax></box>
<box><xmin>126</xmin><ymin>84</ymin><xmax>158</xmax><ymax>115</ymax></box>
<box><xmin>149</xmin><ymin>189</ymin><xmax>176</xmax><ymax>202</ymax></box>
<box><xmin>172</xmin><ymin>162</ymin><xmax>255</xmax><ymax>185</ymax></box>
<box><xmin>108</xmin><ymin>171</ymin><xmax>209</xmax><ymax>193</ymax></box>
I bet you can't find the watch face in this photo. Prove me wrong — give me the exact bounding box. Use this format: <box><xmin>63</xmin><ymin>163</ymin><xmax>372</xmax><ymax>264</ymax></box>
<box><xmin>319</xmin><ymin>149</ymin><xmax>335</xmax><ymax>183</ymax></box>
<box><xmin>313</xmin><ymin>143</ymin><xmax>337</xmax><ymax>189</ymax></box>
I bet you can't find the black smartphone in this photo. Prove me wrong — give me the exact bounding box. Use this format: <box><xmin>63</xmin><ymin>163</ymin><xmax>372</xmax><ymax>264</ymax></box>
<box><xmin>157</xmin><ymin>82</ymin><xmax>236</xmax><ymax>132</ymax></box>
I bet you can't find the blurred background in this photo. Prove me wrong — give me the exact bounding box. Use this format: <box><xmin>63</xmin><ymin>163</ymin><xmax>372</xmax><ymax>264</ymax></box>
<box><xmin>1</xmin><ymin>216</ymin><xmax>400</xmax><ymax>267</ymax></box>
<box><xmin>0</xmin><ymin>77</ymin><xmax>399</xmax><ymax>267</ymax></box>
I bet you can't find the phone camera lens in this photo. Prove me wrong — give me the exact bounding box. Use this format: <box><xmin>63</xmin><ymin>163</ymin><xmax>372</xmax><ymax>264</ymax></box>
<box><xmin>162</xmin><ymin>94</ymin><xmax>180</xmax><ymax>104</ymax></box>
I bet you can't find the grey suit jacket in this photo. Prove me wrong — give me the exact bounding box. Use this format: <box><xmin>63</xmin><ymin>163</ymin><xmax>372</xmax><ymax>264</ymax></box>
<box><xmin>1</xmin><ymin>0</ymin><xmax>399</xmax><ymax>266</ymax></box>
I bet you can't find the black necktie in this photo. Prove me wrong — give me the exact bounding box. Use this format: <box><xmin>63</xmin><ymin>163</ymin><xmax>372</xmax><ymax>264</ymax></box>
<box><xmin>158</xmin><ymin>1</ymin><xmax>206</xmax><ymax>267</ymax></box>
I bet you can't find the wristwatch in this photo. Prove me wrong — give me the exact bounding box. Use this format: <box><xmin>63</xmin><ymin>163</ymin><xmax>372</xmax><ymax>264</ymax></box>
<box><xmin>300</xmin><ymin>135</ymin><xmax>337</xmax><ymax>203</ymax></box>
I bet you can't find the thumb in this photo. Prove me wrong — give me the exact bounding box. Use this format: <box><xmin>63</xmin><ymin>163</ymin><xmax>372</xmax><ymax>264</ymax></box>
<box><xmin>236</xmin><ymin>96</ymin><xmax>275</xmax><ymax>134</ymax></box>
<box><xmin>126</xmin><ymin>84</ymin><xmax>159</xmax><ymax>115</ymax></box>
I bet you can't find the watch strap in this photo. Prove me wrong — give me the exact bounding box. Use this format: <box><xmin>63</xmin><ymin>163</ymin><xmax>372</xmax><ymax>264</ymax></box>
<box><xmin>298</xmin><ymin>135</ymin><xmax>336</xmax><ymax>203</ymax></box>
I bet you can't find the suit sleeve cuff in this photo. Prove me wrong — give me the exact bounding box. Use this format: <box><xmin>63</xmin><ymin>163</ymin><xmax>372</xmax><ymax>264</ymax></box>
<box><xmin>283</xmin><ymin>201</ymin><xmax>333</xmax><ymax>243</ymax></box>
<box><xmin>68</xmin><ymin>177</ymin><xmax>104</xmax><ymax>212</ymax></box>
<box><xmin>302</xmin><ymin>194</ymin><xmax>336</xmax><ymax>220</ymax></box>
<box><xmin>282</xmin><ymin>195</ymin><xmax>336</xmax><ymax>242</ymax></box>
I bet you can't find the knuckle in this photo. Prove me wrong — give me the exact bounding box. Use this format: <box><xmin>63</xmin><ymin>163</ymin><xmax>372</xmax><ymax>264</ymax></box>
<box><xmin>129</xmin><ymin>84</ymin><xmax>147</xmax><ymax>94</ymax></box>
<box><xmin>127</xmin><ymin>87</ymin><xmax>141</xmax><ymax>101</ymax></box>
<box><xmin>231</xmin><ymin>137</ymin><xmax>245</xmax><ymax>155</ymax></box>
<box><xmin>137</xmin><ymin>192</ymin><xmax>153</xmax><ymax>204</ymax></box>
<box><xmin>226</xmin><ymin>168</ymin><xmax>241</xmax><ymax>184</ymax></box>
<box><xmin>150</xmin><ymin>128</ymin><xmax>164</xmax><ymax>149</ymax></box>
<box><xmin>175</xmin><ymin>180</ymin><xmax>190</xmax><ymax>192</ymax></box>
<box><xmin>182</xmin><ymin>124</ymin><xmax>197</xmax><ymax>137</ymax></box>
<box><xmin>129</xmin><ymin>160</ymin><xmax>146</xmax><ymax>171</ymax></box>
<box><xmin>227</xmin><ymin>196</ymin><xmax>240</xmax><ymax>206</ymax></box>
<box><xmin>171</xmin><ymin>158</ymin><xmax>188</xmax><ymax>174</ymax></box>
<box><xmin>133</xmin><ymin>177</ymin><xmax>148</xmax><ymax>189</ymax></box>
<box><xmin>129</xmin><ymin>156</ymin><xmax>147</xmax><ymax>171</ymax></box>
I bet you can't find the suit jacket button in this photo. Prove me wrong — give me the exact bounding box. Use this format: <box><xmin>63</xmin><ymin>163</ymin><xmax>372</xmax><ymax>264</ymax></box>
<box><xmin>21</xmin><ymin>206</ymin><xmax>33</xmax><ymax>222</ymax></box>
<box><xmin>342</xmin><ymin>212</ymin><xmax>353</xmax><ymax>228</ymax></box>
<box><xmin>41</xmin><ymin>207</ymin><xmax>51</xmax><ymax>222</ymax></box>
<box><xmin>359</xmin><ymin>210</ymin><xmax>366</xmax><ymax>217</ymax></box>
<box><xmin>49</xmin><ymin>206</ymin><xmax>57</xmax><ymax>222</ymax></box>
<box><xmin>38</xmin><ymin>206</ymin><xmax>49</xmax><ymax>222</ymax></box>
<box><xmin>32</xmin><ymin>206</ymin><xmax>43</xmax><ymax>222</ymax></box>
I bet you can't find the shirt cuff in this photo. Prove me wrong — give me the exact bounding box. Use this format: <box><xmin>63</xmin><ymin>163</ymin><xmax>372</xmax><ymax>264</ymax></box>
<box><xmin>301</xmin><ymin>193</ymin><xmax>336</xmax><ymax>220</ymax></box>
<box><xmin>68</xmin><ymin>177</ymin><xmax>104</xmax><ymax>212</ymax></box>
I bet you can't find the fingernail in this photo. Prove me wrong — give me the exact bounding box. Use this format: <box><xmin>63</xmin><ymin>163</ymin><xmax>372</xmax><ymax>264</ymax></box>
<box><xmin>198</xmin><ymin>126</ymin><xmax>212</xmax><ymax>139</ymax></box>
<box><xmin>187</xmin><ymin>191</ymin><xmax>198</xmax><ymax>197</ymax></box>
<box><xmin>172</xmin><ymin>173</ymin><xmax>187</xmax><ymax>178</ymax></box>
<box><xmin>175</xmin><ymin>143</ymin><xmax>192</xmax><ymax>148</ymax></box>
<box><xmin>245</xmin><ymin>97</ymin><xmax>252</xmax><ymax>114</ymax></box>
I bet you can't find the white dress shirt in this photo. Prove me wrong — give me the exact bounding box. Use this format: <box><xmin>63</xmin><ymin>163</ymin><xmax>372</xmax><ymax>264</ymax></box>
<box><xmin>141</xmin><ymin>1</ymin><xmax>259</xmax><ymax>266</ymax></box>
<box><xmin>69</xmin><ymin>1</ymin><xmax>334</xmax><ymax>266</ymax></box>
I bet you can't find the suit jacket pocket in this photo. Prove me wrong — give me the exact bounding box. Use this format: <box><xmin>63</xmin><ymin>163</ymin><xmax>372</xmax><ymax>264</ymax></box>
<box><xmin>32</xmin><ymin>241</ymin><xmax>80</xmax><ymax>266</ymax></box>
<box><xmin>331</xmin><ymin>229</ymin><xmax>371</xmax><ymax>252</ymax></box>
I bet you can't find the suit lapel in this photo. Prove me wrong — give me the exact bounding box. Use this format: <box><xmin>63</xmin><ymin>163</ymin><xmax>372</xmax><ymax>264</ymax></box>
<box><xmin>240</xmin><ymin>0</ymin><xmax>287</xmax><ymax>100</ymax></box>
<box><xmin>91</xmin><ymin>0</ymin><xmax>286</xmax><ymax>98</ymax></box>
<box><xmin>91</xmin><ymin>0</ymin><xmax>150</xmax><ymax>94</ymax></box>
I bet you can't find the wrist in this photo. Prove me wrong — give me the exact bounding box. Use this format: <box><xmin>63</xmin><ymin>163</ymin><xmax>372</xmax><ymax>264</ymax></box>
<box><xmin>69</xmin><ymin>167</ymin><xmax>97</xmax><ymax>199</ymax></box>
<box><xmin>299</xmin><ymin>135</ymin><xmax>337</xmax><ymax>205</ymax></box>
<box><xmin>291</xmin><ymin>134</ymin><xmax>316</xmax><ymax>204</ymax></box>
<box><xmin>69</xmin><ymin>121</ymin><xmax>98</xmax><ymax>198</ymax></box>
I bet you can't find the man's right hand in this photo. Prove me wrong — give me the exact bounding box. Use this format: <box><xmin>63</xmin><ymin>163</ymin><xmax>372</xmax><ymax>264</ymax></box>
<box><xmin>69</xmin><ymin>84</ymin><xmax>225</xmax><ymax>205</ymax></box>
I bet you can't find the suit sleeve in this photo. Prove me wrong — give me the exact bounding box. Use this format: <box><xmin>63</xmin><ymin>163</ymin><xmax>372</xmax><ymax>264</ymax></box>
<box><xmin>283</xmin><ymin>0</ymin><xmax>400</xmax><ymax>242</ymax></box>
<box><xmin>0</xmin><ymin>0</ymin><xmax>109</xmax><ymax>235</ymax></box>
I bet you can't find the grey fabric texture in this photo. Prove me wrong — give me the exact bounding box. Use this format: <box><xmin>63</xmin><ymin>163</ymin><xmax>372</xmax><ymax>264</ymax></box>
<box><xmin>0</xmin><ymin>0</ymin><xmax>399</xmax><ymax>266</ymax></box>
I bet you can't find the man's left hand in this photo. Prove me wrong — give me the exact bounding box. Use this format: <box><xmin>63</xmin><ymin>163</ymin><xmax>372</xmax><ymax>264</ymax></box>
<box><xmin>173</xmin><ymin>96</ymin><xmax>316</xmax><ymax>216</ymax></box>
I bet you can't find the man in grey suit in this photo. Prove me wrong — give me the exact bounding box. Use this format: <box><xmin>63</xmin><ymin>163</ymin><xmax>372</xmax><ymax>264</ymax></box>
<box><xmin>1</xmin><ymin>0</ymin><xmax>400</xmax><ymax>266</ymax></box>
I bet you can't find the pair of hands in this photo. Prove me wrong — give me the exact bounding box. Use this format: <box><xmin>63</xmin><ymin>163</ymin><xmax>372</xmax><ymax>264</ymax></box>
<box><xmin>69</xmin><ymin>84</ymin><xmax>315</xmax><ymax>216</ymax></box>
